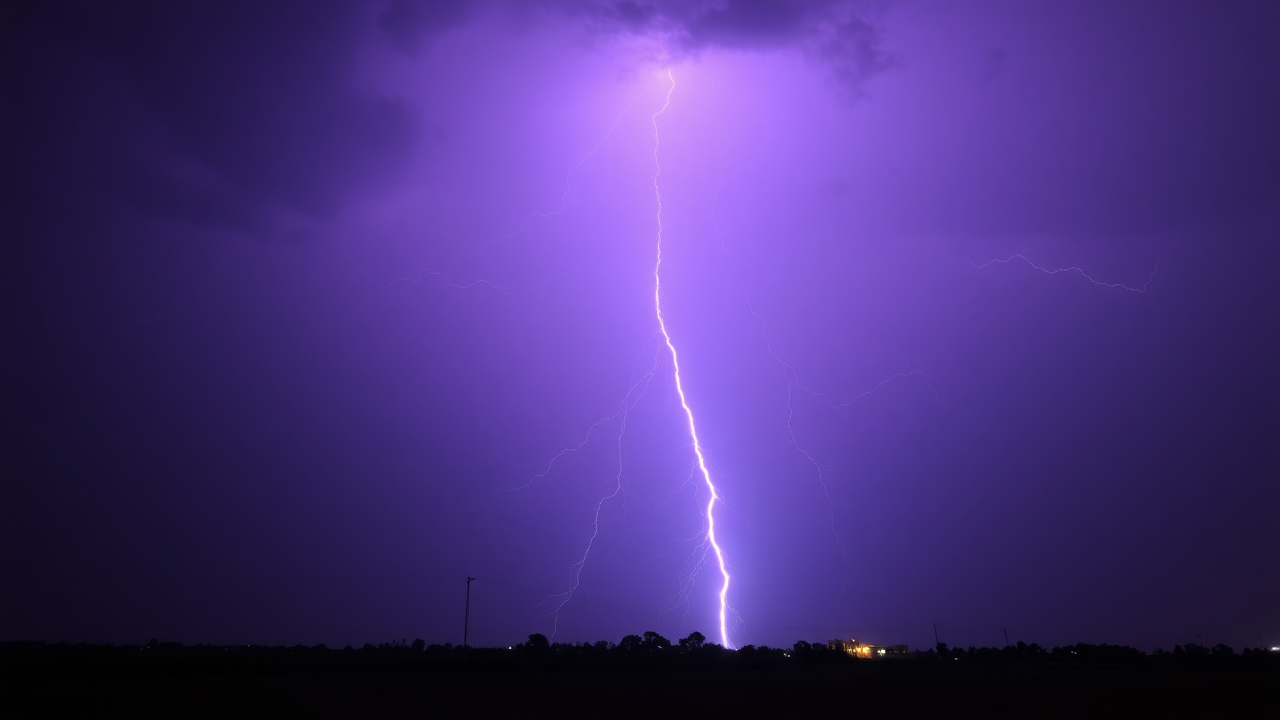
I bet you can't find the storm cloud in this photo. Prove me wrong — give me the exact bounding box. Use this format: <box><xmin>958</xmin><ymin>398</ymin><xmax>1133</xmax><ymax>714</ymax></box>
<box><xmin>3</xmin><ymin>1</ymin><xmax>1276</xmax><ymax>652</ymax></box>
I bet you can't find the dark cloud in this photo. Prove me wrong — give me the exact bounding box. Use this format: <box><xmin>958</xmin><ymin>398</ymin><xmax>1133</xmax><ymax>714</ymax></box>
<box><xmin>683</xmin><ymin>0</ymin><xmax>813</xmax><ymax>49</ymax></box>
<box><xmin>802</xmin><ymin>4</ymin><xmax>893</xmax><ymax>96</ymax></box>
<box><xmin>570</xmin><ymin>0</ymin><xmax>894</xmax><ymax>95</ymax></box>
<box><xmin>4</xmin><ymin>1</ymin><xmax>435</xmax><ymax>237</ymax></box>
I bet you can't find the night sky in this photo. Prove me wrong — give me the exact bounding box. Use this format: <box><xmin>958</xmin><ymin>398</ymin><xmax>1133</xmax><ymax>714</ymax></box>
<box><xmin>4</xmin><ymin>1</ymin><xmax>1277</xmax><ymax>653</ymax></box>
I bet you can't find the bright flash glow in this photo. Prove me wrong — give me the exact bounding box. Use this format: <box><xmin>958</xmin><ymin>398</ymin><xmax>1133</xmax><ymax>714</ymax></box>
<box><xmin>652</xmin><ymin>69</ymin><xmax>734</xmax><ymax>649</ymax></box>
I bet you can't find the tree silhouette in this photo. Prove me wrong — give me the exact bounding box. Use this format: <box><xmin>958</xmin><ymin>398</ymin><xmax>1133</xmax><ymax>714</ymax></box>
<box><xmin>679</xmin><ymin>632</ymin><xmax>705</xmax><ymax>653</ymax></box>
<box><xmin>641</xmin><ymin>631</ymin><xmax>671</xmax><ymax>652</ymax></box>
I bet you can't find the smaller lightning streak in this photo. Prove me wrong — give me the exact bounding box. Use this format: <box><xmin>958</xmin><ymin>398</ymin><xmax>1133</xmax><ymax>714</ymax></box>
<box><xmin>967</xmin><ymin>253</ymin><xmax>1159</xmax><ymax>292</ymax></box>
<box><xmin>506</xmin><ymin>336</ymin><xmax>660</xmax><ymax>493</ymax></box>
<box><xmin>541</xmin><ymin>348</ymin><xmax>659</xmax><ymax>637</ymax></box>
<box><xmin>652</xmin><ymin>464</ymin><xmax>715</xmax><ymax>629</ymax></box>
<box><xmin>655</xmin><ymin>469</ymin><xmax>746</xmax><ymax>638</ymax></box>
<box><xmin>652</xmin><ymin>70</ymin><xmax>734</xmax><ymax>649</ymax></box>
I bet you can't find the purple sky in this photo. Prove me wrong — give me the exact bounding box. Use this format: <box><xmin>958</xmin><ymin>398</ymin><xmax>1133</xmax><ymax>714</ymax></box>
<box><xmin>4</xmin><ymin>0</ymin><xmax>1277</xmax><ymax>652</ymax></box>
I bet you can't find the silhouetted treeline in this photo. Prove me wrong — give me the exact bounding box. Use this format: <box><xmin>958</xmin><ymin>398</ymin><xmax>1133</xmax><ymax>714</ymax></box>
<box><xmin>6</xmin><ymin>636</ymin><xmax>1277</xmax><ymax>719</ymax></box>
<box><xmin>929</xmin><ymin>640</ymin><xmax>1275</xmax><ymax>665</ymax></box>
<box><xmin>4</xmin><ymin>633</ymin><xmax>1276</xmax><ymax>671</ymax></box>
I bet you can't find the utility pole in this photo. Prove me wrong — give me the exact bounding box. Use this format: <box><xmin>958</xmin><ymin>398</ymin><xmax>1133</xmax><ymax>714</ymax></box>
<box><xmin>463</xmin><ymin>577</ymin><xmax>475</xmax><ymax>649</ymax></box>
<box><xmin>933</xmin><ymin>623</ymin><xmax>940</xmax><ymax>653</ymax></box>
<box><xmin>1003</xmin><ymin>628</ymin><xmax>1010</xmax><ymax>647</ymax></box>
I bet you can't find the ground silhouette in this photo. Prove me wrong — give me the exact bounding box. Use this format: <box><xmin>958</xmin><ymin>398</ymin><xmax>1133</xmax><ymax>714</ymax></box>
<box><xmin>2</xmin><ymin>635</ymin><xmax>1276</xmax><ymax>718</ymax></box>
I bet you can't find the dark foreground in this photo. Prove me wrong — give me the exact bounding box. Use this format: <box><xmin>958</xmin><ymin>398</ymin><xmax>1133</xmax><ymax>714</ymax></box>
<box><xmin>3</xmin><ymin>646</ymin><xmax>1276</xmax><ymax>719</ymax></box>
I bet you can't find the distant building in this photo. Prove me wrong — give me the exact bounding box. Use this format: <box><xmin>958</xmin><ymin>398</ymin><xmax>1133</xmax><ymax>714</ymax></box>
<box><xmin>828</xmin><ymin>639</ymin><xmax>910</xmax><ymax>658</ymax></box>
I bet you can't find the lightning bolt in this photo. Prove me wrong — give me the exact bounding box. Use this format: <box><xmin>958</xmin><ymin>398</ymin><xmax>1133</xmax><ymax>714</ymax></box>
<box><xmin>343</xmin><ymin>53</ymin><xmax>1161</xmax><ymax>650</ymax></box>
<box><xmin>652</xmin><ymin>70</ymin><xmax>734</xmax><ymax>649</ymax></box>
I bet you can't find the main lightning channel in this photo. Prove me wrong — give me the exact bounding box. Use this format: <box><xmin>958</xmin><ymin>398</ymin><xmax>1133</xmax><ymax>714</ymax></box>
<box><xmin>652</xmin><ymin>70</ymin><xmax>734</xmax><ymax>650</ymax></box>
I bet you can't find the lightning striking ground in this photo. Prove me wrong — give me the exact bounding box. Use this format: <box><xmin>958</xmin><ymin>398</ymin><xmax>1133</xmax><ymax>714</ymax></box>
<box><xmin>652</xmin><ymin>70</ymin><xmax>734</xmax><ymax>649</ymax></box>
<box><xmin>370</xmin><ymin>66</ymin><xmax>1150</xmax><ymax>649</ymax></box>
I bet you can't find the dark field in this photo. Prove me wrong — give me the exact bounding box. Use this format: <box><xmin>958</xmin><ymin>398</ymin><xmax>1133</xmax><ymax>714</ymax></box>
<box><xmin>3</xmin><ymin>647</ymin><xmax>1275</xmax><ymax>718</ymax></box>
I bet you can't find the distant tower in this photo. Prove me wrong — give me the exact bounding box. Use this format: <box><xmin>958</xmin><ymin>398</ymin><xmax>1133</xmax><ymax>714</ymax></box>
<box><xmin>463</xmin><ymin>577</ymin><xmax>475</xmax><ymax>649</ymax></box>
